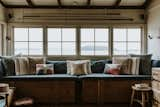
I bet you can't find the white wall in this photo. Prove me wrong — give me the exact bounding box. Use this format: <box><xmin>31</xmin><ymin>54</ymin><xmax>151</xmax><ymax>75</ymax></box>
<box><xmin>147</xmin><ymin>0</ymin><xmax>160</xmax><ymax>59</ymax></box>
<box><xmin>0</xmin><ymin>4</ymin><xmax>6</xmax><ymax>22</ymax></box>
<box><xmin>0</xmin><ymin>4</ymin><xmax>7</xmax><ymax>55</ymax></box>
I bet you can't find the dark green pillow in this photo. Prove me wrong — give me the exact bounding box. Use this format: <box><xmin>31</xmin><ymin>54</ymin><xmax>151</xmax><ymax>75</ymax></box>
<box><xmin>0</xmin><ymin>59</ymin><xmax>5</xmax><ymax>77</ymax></box>
<box><xmin>1</xmin><ymin>56</ymin><xmax>16</xmax><ymax>76</ymax></box>
<box><xmin>130</xmin><ymin>54</ymin><xmax>152</xmax><ymax>75</ymax></box>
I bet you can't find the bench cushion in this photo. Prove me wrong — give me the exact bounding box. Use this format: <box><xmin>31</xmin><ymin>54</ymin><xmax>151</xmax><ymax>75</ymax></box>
<box><xmin>79</xmin><ymin>73</ymin><xmax>151</xmax><ymax>80</ymax></box>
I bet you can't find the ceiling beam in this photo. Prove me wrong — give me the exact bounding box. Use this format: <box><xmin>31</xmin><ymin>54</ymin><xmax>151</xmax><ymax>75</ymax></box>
<box><xmin>142</xmin><ymin>0</ymin><xmax>152</xmax><ymax>8</ymax></box>
<box><xmin>114</xmin><ymin>0</ymin><xmax>121</xmax><ymax>7</ymax></box>
<box><xmin>87</xmin><ymin>0</ymin><xmax>91</xmax><ymax>6</ymax></box>
<box><xmin>4</xmin><ymin>5</ymin><xmax>145</xmax><ymax>9</ymax></box>
<box><xmin>0</xmin><ymin>0</ymin><xmax>6</xmax><ymax>7</ymax></box>
<box><xmin>26</xmin><ymin>0</ymin><xmax>34</xmax><ymax>7</ymax></box>
<box><xmin>57</xmin><ymin>0</ymin><xmax>62</xmax><ymax>7</ymax></box>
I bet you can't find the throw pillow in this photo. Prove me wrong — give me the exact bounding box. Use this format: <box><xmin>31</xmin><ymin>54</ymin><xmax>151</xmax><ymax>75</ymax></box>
<box><xmin>0</xmin><ymin>56</ymin><xmax>16</xmax><ymax>76</ymax></box>
<box><xmin>46</xmin><ymin>61</ymin><xmax>67</xmax><ymax>74</ymax></box>
<box><xmin>67</xmin><ymin>60</ymin><xmax>92</xmax><ymax>75</ymax></box>
<box><xmin>28</xmin><ymin>57</ymin><xmax>44</xmax><ymax>74</ymax></box>
<box><xmin>129</xmin><ymin>54</ymin><xmax>152</xmax><ymax>75</ymax></box>
<box><xmin>91</xmin><ymin>60</ymin><xmax>112</xmax><ymax>73</ymax></box>
<box><xmin>36</xmin><ymin>64</ymin><xmax>54</xmax><ymax>75</ymax></box>
<box><xmin>14</xmin><ymin>57</ymin><xmax>29</xmax><ymax>75</ymax></box>
<box><xmin>130</xmin><ymin>57</ymin><xmax>140</xmax><ymax>75</ymax></box>
<box><xmin>0</xmin><ymin>59</ymin><xmax>5</xmax><ymax>77</ymax></box>
<box><xmin>104</xmin><ymin>64</ymin><xmax>121</xmax><ymax>75</ymax></box>
<box><xmin>112</xmin><ymin>57</ymin><xmax>132</xmax><ymax>74</ymax></box>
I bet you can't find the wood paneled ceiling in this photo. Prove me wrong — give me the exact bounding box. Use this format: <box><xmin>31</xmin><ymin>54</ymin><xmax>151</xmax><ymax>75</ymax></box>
<box><xmin>0</xmin><ymin>0</ymin><xmax>151</xmax><ymax>9</ymax></box>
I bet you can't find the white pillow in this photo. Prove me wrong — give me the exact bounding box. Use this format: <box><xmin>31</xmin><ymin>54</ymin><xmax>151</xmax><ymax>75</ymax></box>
<box><xmin>67</xmin><ymin>60</ymin><xmax>91</xmax><ymax>75</ymax></box>
<box><xmin>130</xmin><ymin>57</ymin><xmax>140</xmax><ymax>75</ymax></box>
<box><xmin>14</xmin><ymin>57</ymin><xmax>29</xmax><ymax>75</ymax></box>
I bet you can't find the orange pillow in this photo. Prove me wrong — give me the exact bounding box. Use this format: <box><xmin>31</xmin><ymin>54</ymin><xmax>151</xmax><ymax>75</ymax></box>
<box><xmin>107</xmin><ymin>68</ymin><xmax>121</xmax><ymax>75</ymax></box>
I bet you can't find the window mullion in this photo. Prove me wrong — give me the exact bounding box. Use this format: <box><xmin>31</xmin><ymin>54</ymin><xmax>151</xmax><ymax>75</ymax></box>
<box><xmin>61</xmin><ymin>28</ymin><xmax>62</xmax><ymax>56</ymax></box>
<box><xmin>94</xmin><ymin>28</ymin><xmax>95</xmax><ymax>55</ymax></box>
<box><xmin>44</xmin><ymin>26</ymin><xmax>47</xmax><ymax>57</ymax></box>
<box><xmin>77</xmin><ymin>27</ymin><xmax>80</xmax><ymax>58</ymax></box>
<box><xmin>28</xmin><ymin>27</ymin><xmax>29</xmax><ymax>56</ymax></box>
<box><xmin>126</xmin><ymin>28</ymin><xmax>128</xmax><ymax>55</ymax></box>
<box><xmin>110</xmin><ymin>27</ymin><xmax>113</xmax><ymax>57</ymax></box>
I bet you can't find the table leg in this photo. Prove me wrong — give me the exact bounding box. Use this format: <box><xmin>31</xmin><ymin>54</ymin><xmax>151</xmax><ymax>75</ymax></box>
<box><xmin>142</xmin><ymin>92</ymin><xmax>145</xmax><ymax>107</ymax></box>
<box><xmin>130</xmin><ymin>89</ymin><xmax>135</xmax><ymax>107</ymax></box>
<box><xmin>5</xmin><ymin>94</ymin><xmax>8</xmax><ymax>107</ymax></box>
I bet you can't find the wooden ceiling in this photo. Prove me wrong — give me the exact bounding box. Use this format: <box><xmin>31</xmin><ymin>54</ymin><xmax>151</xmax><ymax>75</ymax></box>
<box><xmin>0</xmin><ymin>0</ymin><xmax>151</xmax><ymax>9</ymax></box>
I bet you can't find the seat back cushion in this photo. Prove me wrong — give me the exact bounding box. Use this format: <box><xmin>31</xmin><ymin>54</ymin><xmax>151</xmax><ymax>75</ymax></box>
<box><xmin>0</xmin><ymin>59</ymin><xmax>5</xmax><ymax>77</ymax></box>
<box><xmin>15</xmin><ymin>57</ymin><xmax>29</xmax><ymax>75</ymax></box>
<box><xmin>130</xmin><ymin>54</ymin><xmax>152</xmax><ymax>75</ymax></box>
<box><xmin>28</xmin><ymin>57</ymin><xmax>44</xmax><ymax>74</ymax></box>
<box><xmin>91</xmin><ymin>60</ymin><xmax>112</xmax><ymax>73</ymax></box>
<box><xmin>46</xmin><ymin>61</ymin><xmax>67</xmax><ymax>74</ymax></box>
<box><xmin>0</xmin><ymin>56</ymin><xmax>15</xmax><ymax>76</ymax></box>
<box><xmin>112</xmin><ymin>57</ymin><xmax>132</xmax><ymax>74</ymax></box>
<box><xmin>152</xmin><ymin>60</ymin><xmax>160</xmax><ymax>67</ymax></box>
<box><xmin>67</xmin><ymin>60</ymin><xmax>91</xmax><ymax>75</ymax></box>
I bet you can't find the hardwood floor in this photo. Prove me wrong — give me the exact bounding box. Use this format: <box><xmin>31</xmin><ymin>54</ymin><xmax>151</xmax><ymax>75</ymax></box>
<box><xmin>32</xmin><ymin>104</ymin><xmax>130</xmax><ymax>107</ymax></box>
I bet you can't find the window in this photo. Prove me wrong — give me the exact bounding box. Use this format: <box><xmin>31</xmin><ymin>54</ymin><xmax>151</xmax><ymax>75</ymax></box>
<box><xmin>113</xmin><ymin>28</ymin><xmax>141</xmax><ymax>55</ymax></box>
<box><xmin>13</xmin><ymin>27</ymin><xmax>143</xmax><ymax>57</ymax></box>
<box><xmin>80</xmin><ymin>28</ymin><xmax>109</xmax><ymax>56</ymax></box>
<box><xmin>14</xmin><ymin>28</ymin><xmax>43</xmax><ymax>55</ymax></box>
<box><xmin>47</xmin><ymin>28</ymin><xmax>76</xmax><ymax>55</ymax></box>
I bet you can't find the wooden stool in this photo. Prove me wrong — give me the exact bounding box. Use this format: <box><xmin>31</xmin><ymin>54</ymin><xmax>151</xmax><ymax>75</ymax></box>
<box><xmin>130</xmin><ymin>86</ymin><xmax>152</xmax><ymax>107</ymax></box>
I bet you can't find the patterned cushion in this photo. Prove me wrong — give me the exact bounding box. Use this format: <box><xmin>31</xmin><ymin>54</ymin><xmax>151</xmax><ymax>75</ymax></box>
<box><xmin>112</xmin><ymin>57</ymin><xmax>132</xmax><ymax>74</ymax></box>
<box><xmin>104</xmin><ymin>64</ymin><xmax>121</xmax><ymax>75</ymax></box>
<box><xmin>36</xmin><ymin>64</ymin><xmax>54</xmax><ymax>75</ymax></box>
<box><xmin>130</xmin><ymin>54</ymin><xmax>152</xmax><ymax>75</ymax></box>
<box><xmin>28</xmin><ymin>57</ymin><xmax>44</xmax><ymax>74</ymax></box>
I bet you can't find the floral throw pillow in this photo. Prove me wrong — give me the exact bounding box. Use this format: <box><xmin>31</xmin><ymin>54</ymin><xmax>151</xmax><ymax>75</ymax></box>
<box><xmin>104</xmin><ymin>64</ymin><xmax>121</xmax><ymax>75</ymax></box>
<box><xmin>36</xmin><ymin>64</ymin><xmax>54</xmax><ymax>75</ymax></box>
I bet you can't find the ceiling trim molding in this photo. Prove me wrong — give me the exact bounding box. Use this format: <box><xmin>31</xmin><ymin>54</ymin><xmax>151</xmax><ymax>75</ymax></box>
<box><xmin>5</xmin><ymin>5</ymin><xmax>145</xmax><ymax>9</ymax></box>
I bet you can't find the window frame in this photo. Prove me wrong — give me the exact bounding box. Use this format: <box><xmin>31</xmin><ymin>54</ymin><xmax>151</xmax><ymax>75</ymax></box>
<box><xmin>112</xmin><ymin>26</ymin><xmax>144</xmax><ymax>57</ymax></box>
<box><xmin>47</xmin><ymin>27</ymin><xmax>77</xmax><ymax>56</ymax></box>
<box><xmin>13</xmin><ymin>26</ymin><xmax>44</xmax><ymax>56</ymax></box>
<box><xmin>80</xmin><ymin>27</ymin><xmax>110</xmax><ymax>56</ymax></box>
<box><xmin>10</xmin><ymin>24</ymin><xmax>146</xmax><ymax>59</ymax></box>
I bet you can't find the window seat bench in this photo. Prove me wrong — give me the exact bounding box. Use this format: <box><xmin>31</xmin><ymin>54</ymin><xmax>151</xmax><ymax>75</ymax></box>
<box><xmin>0</xmin><ymin>74</ymin><xmax>151</xmax><ymax>106</ymax></box>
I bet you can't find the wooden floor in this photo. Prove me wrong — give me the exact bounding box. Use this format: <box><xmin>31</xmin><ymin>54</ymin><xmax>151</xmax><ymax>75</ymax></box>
<box><xmin>32</xmin><ymin>104</ymin><xmax>130</xmax><ymax>107</ymax></box>
<box><xmin>31</xmin><ymin>103</ymin><xmax>151</xmax><ymax>107</ymax></box>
